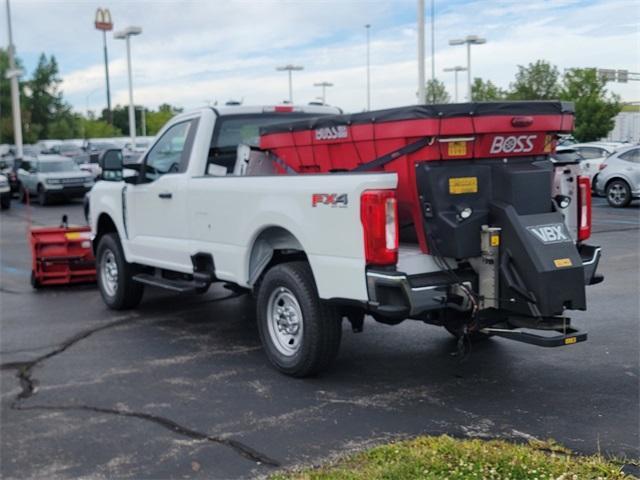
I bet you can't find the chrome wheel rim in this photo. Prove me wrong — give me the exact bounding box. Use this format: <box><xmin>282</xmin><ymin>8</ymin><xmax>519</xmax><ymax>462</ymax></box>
<box><xmin>100</xmin><ymin>249</ymin><xmax>118</xmax><ymax>297</ymax></box>
<box><xmin>266</xmin><ymin>287</ymin><xmax>303</xmax><ymax>356</ymax></box>
<box><xmin>608</xmin><ymin>183</ymin><xmax>627</xmax><ymax>205</ymax></box>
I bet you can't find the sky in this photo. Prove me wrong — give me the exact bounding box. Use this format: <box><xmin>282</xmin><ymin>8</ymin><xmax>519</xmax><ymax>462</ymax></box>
<box><xmin>1</xmin><ymin>0</ymin><xmax>639</xmax><ymax>115</ymax></box>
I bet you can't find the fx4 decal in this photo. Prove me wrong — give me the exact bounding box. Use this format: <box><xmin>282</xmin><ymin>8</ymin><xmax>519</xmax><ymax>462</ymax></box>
<box><xmin>312</xmin><ymin>193</ymin><xmax>348</xmax><ymax>208</ymax></box>
<box><xmin>527</xmin><ymin>224</ymin><xmax>571</xmax><ymax>244</ymax></box>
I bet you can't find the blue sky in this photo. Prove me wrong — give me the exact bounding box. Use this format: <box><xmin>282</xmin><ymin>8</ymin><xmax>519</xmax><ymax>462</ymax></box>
<box><xmin>2</xmin><ymin>0</ymin><xmax>638</xmax><ymax>114</ymax></box>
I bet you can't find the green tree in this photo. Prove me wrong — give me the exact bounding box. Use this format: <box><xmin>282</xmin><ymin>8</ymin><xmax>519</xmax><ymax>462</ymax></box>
<box><xmin>0</xmin><ymin>48</ymin><xmax>28</xmax><ymax>144</ymax></box>
<box><xmin>424</xmin><ymin>79</ymin><xmax>450</xmax><ymax>104</ymax></box>
<box><xmin>560</xmin><ymin>68</ymin><xmax>621</xmax><ymax>142</ymax></box>
<box><xmin>471</xmin><ymin>78</ymin><xmax>507</xmax><ymax>101</ymax></box>
<box><xmin>509</xmin><ymin>60</ymin><xmax>560</xmax><ymax>100</ymax></box>
<box><xmin>145</xmin><ymin>103</ymin><xmax>182</xmax><ymax>135</ymax></box>
<box><xmin>81</xmin><ymin>118</ymin><xmax>122</xmax><ymax>138</ymax></box>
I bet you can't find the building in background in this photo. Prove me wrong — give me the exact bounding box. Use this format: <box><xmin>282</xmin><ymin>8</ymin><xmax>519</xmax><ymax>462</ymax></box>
<box><xmin>606</xmin><ymin>105</ymin><xmax>640</xmax><ymax>143</ymax></box>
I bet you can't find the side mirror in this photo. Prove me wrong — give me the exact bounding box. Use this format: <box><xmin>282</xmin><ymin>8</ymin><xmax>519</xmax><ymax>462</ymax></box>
<box><xmin>101</xmin><ymin>149</ymin><xmax>124</xmax><ymax>182</ymax></box>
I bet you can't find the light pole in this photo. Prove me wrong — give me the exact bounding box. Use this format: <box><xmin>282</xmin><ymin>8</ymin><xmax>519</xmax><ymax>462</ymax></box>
<box><xmin>114</xmin><ymin>26</ymin><xmax>142</xmax><ymax>146</ymax></box>
<box><xmin>313</xmin><ymin>81</ymin><xmax>333</xmax><ymax>105</ymax></box>
<box><xmin>276</xmin><ymin>64</ymin><xmax>304</xmax><ymax>103</ymax></box>
<box><xmin>137</xmin><ymin>106</ymin><xmax>147</xmax><ymax>137</ymax></box>
<box><xmin>443</xmin><ymin>66</ymin><xmax>467</xmax><ymax>102</ymax></box>
<box><xmin>449</xmin><ymin>35</ymin><xmax>486</xmax><ymax>101</ymax></box>
<box><xmin>430</xmin><ymin>0</ymin><xmax>435</xmax><ymax>90</ymax></box>
<box><xmin>94</xmin><ymin>8</ymin><xmax>113</xmax><ymax>124</ymax></box>
<box><xmin>365</xmin><ymin>24</ymin><xmax>371</xmax><ymax>110</ymax></box>
<box><xmin>417</xmin><ymin>0</ymin><xmax>425</xmax><ymax>104</ymax></box>
<box><xmin>4</xmin><ymin>0</ymin><xmax>23</xmax><ymax>160</ymax></box>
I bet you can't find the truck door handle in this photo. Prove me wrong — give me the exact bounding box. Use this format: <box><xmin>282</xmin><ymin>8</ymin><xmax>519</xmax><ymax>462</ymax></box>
<box><xmin>158</xmin><ymin>192</ymin><xmax>172</xmax><ymax>199</ymax></box>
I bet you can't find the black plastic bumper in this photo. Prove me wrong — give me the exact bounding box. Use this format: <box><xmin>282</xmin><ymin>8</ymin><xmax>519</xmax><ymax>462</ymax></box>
<box><xmin>482</xmin><ymin>325</ymin><xmax>587</xmax><ymax>347</ymax></box>
<box><xmin>579</xmin><ymin>243</ymin><xmax>603</xmax><ymax>285</ymax></box>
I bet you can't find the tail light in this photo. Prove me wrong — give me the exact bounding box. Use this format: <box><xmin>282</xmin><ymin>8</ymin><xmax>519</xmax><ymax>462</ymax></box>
<box><xmin>360</xmin><ymin>190</ymin><xmax>398</xmax><ymax>265</ymax></box>
<box><xmin>599</xmin><ymin>163</ymin><xmax>607</xmax><ymax>171</ymax></box>
<box><xmin>577</xmin><ymin>176</ymin><xmax>591</xmax><ymax>242</ymax></box>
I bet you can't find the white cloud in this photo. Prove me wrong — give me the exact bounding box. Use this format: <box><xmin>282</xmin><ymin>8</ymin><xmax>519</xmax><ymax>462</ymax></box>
<box><xmin>2</xmin><ymin>0</ymin><xmax>638</xmax><ymax>115</ymax></box>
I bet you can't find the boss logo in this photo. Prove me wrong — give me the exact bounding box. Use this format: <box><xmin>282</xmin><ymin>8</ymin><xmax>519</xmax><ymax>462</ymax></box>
<box><xmin>490</xmin><ymin>135</ymin><xmax>537</xmax><ymax>154</ymax></box>
<box><xmin>315</xmin><ymin>125</ymin><xmax>348</xmax><ymax>141</ymax></box>
<box><xmin>312</xmin><ymin>193</ymin><xmax>348</xmax><ymax>208</ymax></box>
<box><xmin>527</xmin><ymin>224</ymin><xmax>570</xmax><ymax>244</ymax></box>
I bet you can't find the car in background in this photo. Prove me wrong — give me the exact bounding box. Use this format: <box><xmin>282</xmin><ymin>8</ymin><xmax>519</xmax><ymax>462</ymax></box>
<box><xmin>17</xmin><ymin>156</ymin><xmax>94</xmax><ymax>205</ymax></box>
<box><xmin>35</xmin><ymin>139</ymin><xmax>63</xmax><ymax>154</ymax></box>
<box><xmin>595</xmin><ymin>145</ymin><xmax>640</xmax><ymax>208</ymax></box>
<box><xmin>562</xmin><ymin>143</ymin><xmax>621</xmax><ymax>186</ymax></box>
<box><xmin>0</xmin><ymin>174</ymin><xmax>11</xmax><ymax>209</ymax></box>
<box><xmin>52</xmin><ymin>143</ymin><xmax>90</xmax><ymax>164</ymax></box>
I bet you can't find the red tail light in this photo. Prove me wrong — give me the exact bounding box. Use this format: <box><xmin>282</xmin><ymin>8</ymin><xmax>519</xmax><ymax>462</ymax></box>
<box><xmin>577</xmin><ymin>176</ymin><xmax>591</xmax><ymax>242</ymax></box>
<box><xmin>599</xmin><ymin>163</ymin><xmax>607</xmax><ymax>171</ymax></box>
<box><xmin>360</xmin><ymin>190</ymin><xmax>398</xmax><ymax>265</ymax></box>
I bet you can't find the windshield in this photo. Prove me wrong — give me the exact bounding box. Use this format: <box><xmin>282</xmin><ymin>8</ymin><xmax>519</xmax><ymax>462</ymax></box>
<box><xmin>213</xmin><ymin>113</ymin><xmax>319</xmax><ymax>148</ymax></box>
<box><xmin>38</xmin><ymin>160</ymin><xmax>81</xmax><ymax>173</ymax></box>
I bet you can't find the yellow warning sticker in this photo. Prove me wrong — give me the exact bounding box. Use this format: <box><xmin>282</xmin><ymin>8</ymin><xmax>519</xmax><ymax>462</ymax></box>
<box><xmin>490</xmin><ymin>235</ymin><xmax>500</xmax><ymax>247</ymax></box>
<box><xmin>554</xmin><ymin>258</ymin><xmax>573</xmax><ymax>268</ymax></box>
<box><xmin>447</xmin><ymin>141</ymin><xmax>467</xmax><ymax>156</ymax></box>
<box><xmin>449</xmin><ymin>177</ymin><xmax>478</xmax><ymax>194</ymax></box>
<box><xmin>564</xmin><ymin>337</ymin><xmax>577</xmax><ymax>345</ymax></box>
<box><xmin>543</xmin><ymin>135</ymin><xmax>553</xmax><ymax>153</ymax></box>
<box><xmin>65</xmin><ymin>232</ymin><xmax>82</xmax><ymax>240</ymax></box>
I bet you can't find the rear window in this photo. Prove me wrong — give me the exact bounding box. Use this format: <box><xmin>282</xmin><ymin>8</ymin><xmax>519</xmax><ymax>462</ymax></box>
<box><xmin>212</xmin><ymin>113</ymin><xmax>319</xmax><ymax>148</ymax></box>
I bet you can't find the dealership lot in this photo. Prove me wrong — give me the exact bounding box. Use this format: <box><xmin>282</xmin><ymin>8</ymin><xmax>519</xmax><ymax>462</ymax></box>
<box><xmin>1</xmin><ymin>198</ymin><xmax>638</xmax><ymax>479</ymax></box>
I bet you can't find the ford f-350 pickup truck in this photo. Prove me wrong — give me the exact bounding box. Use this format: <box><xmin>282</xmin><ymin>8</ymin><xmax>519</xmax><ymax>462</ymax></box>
<box><xmin>91</xmin><ymin>102</ymin><xmax>602</xmax><ymax>377</ymax></box>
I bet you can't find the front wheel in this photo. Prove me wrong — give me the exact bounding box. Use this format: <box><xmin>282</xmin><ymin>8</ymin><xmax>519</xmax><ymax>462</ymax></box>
<box><xmin>606</xmin><ymin>179</ymin><xmax>631</xmax><ymax>208</ymax></box>
<box><xmin>96</xmin><ymin>233</ymin><xmax>144</xmax><ymax>310</ymax></box>
<box><xmin>256</xmin><ymin>261</ymin><xmax>342</xmax><ymax>377</ymax></box>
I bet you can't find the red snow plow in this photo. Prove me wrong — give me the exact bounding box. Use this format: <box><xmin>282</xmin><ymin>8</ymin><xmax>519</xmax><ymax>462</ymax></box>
<box><xmin>29</xmin><ymin>219</ymin><xmax>96</xmax><ymax>288</ymax></box>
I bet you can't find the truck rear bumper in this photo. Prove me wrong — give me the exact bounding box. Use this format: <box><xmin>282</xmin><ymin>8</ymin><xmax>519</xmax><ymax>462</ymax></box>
<box><xmin>579</xmin><ymin>244</ymin><xmax>603</xmax><ymax>285</ymax></box>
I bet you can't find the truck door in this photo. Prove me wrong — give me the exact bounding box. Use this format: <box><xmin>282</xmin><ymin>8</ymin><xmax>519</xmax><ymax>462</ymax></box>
<box><xmin>127</xmin><ymin>117</ymin><xmax>199</xmax><ymax>271</ymax></box>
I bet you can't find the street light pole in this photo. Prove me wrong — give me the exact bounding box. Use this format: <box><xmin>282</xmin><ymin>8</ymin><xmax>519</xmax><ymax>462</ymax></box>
<box><xmin>276</xmin><ymin>64</ymin><xmax>304</xmax><ymax>103</ymax></box>
<box><xmin>114</xmin><ymin>26</ymin><xmax>142</xmax><ymax>146</ymax></box>
<box><xmin>365</xmin><ymin>24</ymin><xmax>371</xmax><ymax>110</ymax></box>
<box><xmin>430</xmin><ymin>0</ymin><xmax>435</xmax><ymax>89</ymax></box>
<box><xmin>94</xmin><ymin>8</ymin><xmax>113</xmax><ymax>124</ymax></box>
<box><xmin>5</xmin><ymin>0</ymin><xmax>23</xmax><ymax>160</ymax></box>
<box><xmin>138</xmin><ymin>106</ymin><xmax>147</xmax><ymax>137</ymax></box>
<box><xmin>313</xmin><ymin>81</ymin><xmax>333</xmax><ymax>104</ymax></box>
<box><xmin>443</xmin><ymin>66</ymin><xmax>467</xmax><ymax>102</ymax></box>
<box><xmin>417</xmin><ymin>0</ymin><xmax>426</xmax><ymax>104</ymax></box>
<box><xmin>449</xmin><ymin>35</ymin><xmax>486</xmax><ymax>101</ymax></box>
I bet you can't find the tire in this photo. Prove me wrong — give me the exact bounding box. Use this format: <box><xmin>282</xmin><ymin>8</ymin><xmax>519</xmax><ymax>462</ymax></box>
<box><xmin>37</xmin><ymin>185</ymin><xmax>48</xmax><ymax>206</ymax></box>
<box><xmin>256</xmin><ymin>261</ymin><xmax>342</xmax><ymax>377</ymax></box>
<box><xmin>30</xmin><ymin>271</ymin><xmax>41</xmax><ymax>289</ymax></box>
<box><xmin>0</xmin><ymin>195</ymin><xmax>10</xmax><ymax>210</ymax></box>
<box><xmin>96</xmin><ymin>233</ymin><xmax>144</xmax><ymax>310</ymax></box>
<box><xmin>606</xmin><ymin>179</ymin><xmax>631</xmax><ymax>208</ymax></box>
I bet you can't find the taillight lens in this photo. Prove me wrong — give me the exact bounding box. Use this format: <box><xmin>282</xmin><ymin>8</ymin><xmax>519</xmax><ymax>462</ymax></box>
<box><xmin>360</xmin><ymin>190</ymin><xmax>398</xmax><ymax>265</ymax></box>
<box><xmin>599</xmin><ymin>163</ymin><xmax>607</xmax><ymax>171</ymax></box>
<box><xmin>577</xmin><ymin>176</ymin><xmax>591</xmax><ymax>241</ymax></box>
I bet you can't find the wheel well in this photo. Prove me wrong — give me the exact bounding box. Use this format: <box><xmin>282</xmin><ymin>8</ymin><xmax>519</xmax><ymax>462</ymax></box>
<box><xmin>248</xmin><ymin>226</ymin><xmax>307</xmax><ymax>287</ymax></box>
<box><xmin>93</xmin><ymin>214</ymin><xmax>118</xmax><ymax>250</ymax></box>
<box><xmin>605</xmin><ymin>177</ymin><xmax>630</xmax><ymax>190</ymax></box>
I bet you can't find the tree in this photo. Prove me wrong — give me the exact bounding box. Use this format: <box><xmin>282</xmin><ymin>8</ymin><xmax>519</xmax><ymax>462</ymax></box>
<box><xmin>0</xmin><ymin>48</ymin><xmax>28</xmax><ymax>144</ymax></box>
<box><xmin>80</xmin><ymin>118</ymin><xmax>122</xmax><ymax>138</ymax></box>
<box><xmin>560</xmin><ymin>68</ymin><xmax>621</xmax><ymax>142</ymax></box>
<box><xmin>471</xmin><ymin>78</ymin><xmax>507</xmax><ymax>101</ymax></box>
<box><xmin>424</xmin><ymin>79</ymin><xmax>450</xmax><ymax>104</ymax></box>
<box><xmin>509</xmin><ymin>60</ymin><xmax>560</xmax><ymax>100</ymax></box>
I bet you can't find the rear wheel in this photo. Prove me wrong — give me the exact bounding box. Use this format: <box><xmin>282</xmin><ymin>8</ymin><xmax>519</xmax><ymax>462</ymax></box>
<box><xmin>96</xmin><ymin>233</ymin><xmax>144</xmax><ymax>310</ymax></box>
<box><xmin>0</xmin><ymin>195</ymin><xmax>10</xmax><ymax>210</ymax></box>
<box><xmin>256</xmin><ymin>261</ymin><xmax>342</xmax><ymax>377</ymax></box>
<box><xmin>606</xmin><ymin>179</ymin><xmax>631</xmax><ymax>208</ymax></box>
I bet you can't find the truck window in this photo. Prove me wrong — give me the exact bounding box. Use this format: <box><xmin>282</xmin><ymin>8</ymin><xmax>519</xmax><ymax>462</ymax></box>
<box><xmin>143</xmin><ymin>118</ymin><xmax>198</xmax><ymax>181</ymax></box>
<box><xmin>207</xmin><ymin>113</ymin><xmax>316</xmax><ymax>175</ymax></box>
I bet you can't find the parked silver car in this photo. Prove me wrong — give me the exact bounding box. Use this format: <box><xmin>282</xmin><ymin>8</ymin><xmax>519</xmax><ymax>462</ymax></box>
<box><xmin>17</xmin><ymin>156</ymin><xmax>94</xmax><ymax>205</ymax></box>
<box><xmin>595</xmin><ymin>145</ymin><xmax>640</xmax><ymax>207</ymax></box>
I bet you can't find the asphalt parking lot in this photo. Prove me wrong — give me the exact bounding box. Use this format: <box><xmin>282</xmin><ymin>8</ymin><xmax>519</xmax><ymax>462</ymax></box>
<box><xmin>1</xmin><ymin>197</ymin><xmax>638</xmax><ymax>479</ymax></box>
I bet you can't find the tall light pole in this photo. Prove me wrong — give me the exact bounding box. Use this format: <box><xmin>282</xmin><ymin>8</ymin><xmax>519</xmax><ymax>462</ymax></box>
<box><xmin>137</xmin><ymin>106</ymin><xmax>147</xmax><ymax>137</ymax></box>
<box><xmin>276</xmin><ymin>64</ymin><xmax>304</xmax><ymax>103</ymax></box>
<box><xmin>430</xmin><ymin>0</ymin><xmax>435</xmax><ymax>90</ymax></box>
<box><xmin>94</xmin><ymin>8</ymin><xmax>113</xmax><ymax>124</ymax></box>
<box><xmin>417</xmin><ymin>0</ymin><xmax>426</xmax><ymax>104</ymax></box>
<box><xmin>5</xmin><ymin>0</ymin><xmax>23</xmax><ymax>160</ymax></box>
<box><xmin>114</xmin><ymin>26</ymin><xmax>142</xmax><ymax>146</ymax></box>
<box><xmin>443</xmin><ymin>66</ymin><xmax>467</xmax><ymax>102</ymax></box>
<box><xmin>449</xmin><ymin>35</ymin><xmax>486</xmax><ymax>101</ymax></box>
<box><xmin>365</xmin><ymin>24</ymin><xmax>371</xmax><ymax>110</ymax></box>
<box><xmin>313</xmin><ymin>81</ymin><xmax>333</xmax><ymax>104</ymax></box>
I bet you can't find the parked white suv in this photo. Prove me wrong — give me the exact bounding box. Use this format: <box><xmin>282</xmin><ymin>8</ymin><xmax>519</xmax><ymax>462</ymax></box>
<box><xmin>18</xmin><ymin>156</ymin><xmax>94</xmax><ymax>205</ymax></box>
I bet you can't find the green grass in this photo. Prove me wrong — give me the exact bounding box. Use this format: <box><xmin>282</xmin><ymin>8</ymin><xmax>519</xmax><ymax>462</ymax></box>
<box><xmin>272</xmin><ymin>435</ymin><xmax>635</xmax><ymax>480</ymax></box>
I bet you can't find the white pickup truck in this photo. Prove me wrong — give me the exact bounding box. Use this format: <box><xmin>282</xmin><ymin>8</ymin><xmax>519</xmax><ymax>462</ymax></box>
<box><xmin>91</xmin><ymin>102</ymin><xmax>603</xmax><ymax>377</ymax></box>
